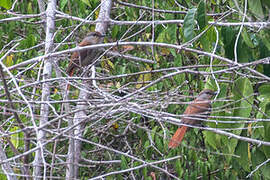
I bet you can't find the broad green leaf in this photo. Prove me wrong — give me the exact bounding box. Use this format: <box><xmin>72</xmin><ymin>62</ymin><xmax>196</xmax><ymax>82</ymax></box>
<box><xmin>237</xmin><ymin>38</ymin><xmax>251</xmax><ymax>63</ymax></box>
<box><xmin>200</xmin><ymin>27</ymin><xmax>215</xmax><ymax>52</ymax></box>
<box><xmin>241</xmin><ymin>29</ymin><xmax>255</xmax><ymax>48</ymax></box>
<box><xmin>183</xmin><ymin>8</ymin><xmax>197</xmax><ymax>42</ymax></box>
<box><xmin>233</xmin><ymin>77</ymin><xmax>254</xmax><ymax>119</ymax></box>
<box><xmin>0</xmin><ymin>0</ymin><xmax>12</xmax><ymax>9</ymax></box>
<box><xmin>259</xmin><ymin>31</ymin><xmax>270</xmax><ymax>51</ymax></box>
<box><xmin>256</xmin><ymin>84</ymin><xmax>270</xmax><ymax>140</ymax></box>
<box><xmin>234</xmin><ymin>135</ymin><xmax>250</xmax><ymax>171</ymax></box>
<box><xmin>248</xmin><ymin>0</ymin><xmax>264</xmax><ymax>19</ymax></box>
<box><xmin>252</xmin><ymin>149</ymin><xmax>270</xmax><ymax>179</ymax></box>
<box><xmin>257</xmin><ymin>84</ymin><xmax>270</xmax><ymax>102</ymax></box>
<box><xmin>204</xmin><ymin>83</ymin><xmax>227</xmax><ymax>150</ymax></box>
<box><xmin>221</xmin><ymin>78</ymin><xmax>254</xmax><ymax>162</ymax></box>
<box><xmin>262</xmin><ymin>101</ymin><xmax>270</xmax><ymax>158</ymax></box>
<box><xmin>197</xmin><ymin>0</ymin><xmax>207</xmax><ymax>30</ymax></box>
<box><xmin>221</xmin><ymin>27</ymin><xmax>234</xmax><ymax>45</ymax></box>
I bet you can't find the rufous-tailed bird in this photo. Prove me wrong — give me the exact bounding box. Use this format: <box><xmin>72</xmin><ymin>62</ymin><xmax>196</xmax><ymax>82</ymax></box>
<box><xmin>66</xmin><ymin>31</ymin><xmax>105</xmax><ymax>77</ymax></box>
<box><xmin>168</xmin><ymin>89</ymin><xmax>217</xmax><ymax>148</ymax></box>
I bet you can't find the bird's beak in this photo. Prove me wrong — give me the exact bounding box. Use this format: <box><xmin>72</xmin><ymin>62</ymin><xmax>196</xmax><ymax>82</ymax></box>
<box><xmin>100</xmin><ymin>34</ymin><xmax>106</xmax><ymax>37</ymax></box>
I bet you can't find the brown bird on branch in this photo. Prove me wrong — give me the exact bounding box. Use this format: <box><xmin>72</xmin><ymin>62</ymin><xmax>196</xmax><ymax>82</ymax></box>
<box><xmin>66</xmin><ymin>31</ymin><xmax>105</xmax><ymax>77</ymax></box>
<box><xmin>168</xmin><ymin>89</ymin><xmax>217</xmax><ymax>149</ymax></box>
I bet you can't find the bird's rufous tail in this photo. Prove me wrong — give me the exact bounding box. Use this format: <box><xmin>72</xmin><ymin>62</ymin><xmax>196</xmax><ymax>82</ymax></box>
<box><xmin>168</xmin><ymin>126</ymin><xmax>188</xmax><ymax>148</ymax></box>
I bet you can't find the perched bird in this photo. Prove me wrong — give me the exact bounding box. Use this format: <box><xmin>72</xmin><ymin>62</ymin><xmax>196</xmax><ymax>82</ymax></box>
<box><xmin>66</xmin><ymin>31</ymin><xmax>105</xmax><ymax>77</ymax></box>
<box><xmin>168</xmin><ymin>89</ymin><xmax>217</xmax><ymax>149</ymax></box>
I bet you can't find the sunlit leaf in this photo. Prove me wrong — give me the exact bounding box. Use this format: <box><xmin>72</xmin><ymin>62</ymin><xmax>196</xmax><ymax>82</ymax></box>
<box><xmin>10</xmin><ymin>127</ymin><xmax>19</xmax><ymax>149</ymax></box>
<box><xmin>0</xmin><ymin>0</ymin><xmax>12</xmax><ymax>9</ymax></box>
<box><xmin>4</xmin><ymin>55</ymin><xmax>14</xmax><ymax>67</ymax></box>
<box><xmin>136</xmin><ymin>64</ymin><xmax>152</xmax><ymax>89</ymax></box>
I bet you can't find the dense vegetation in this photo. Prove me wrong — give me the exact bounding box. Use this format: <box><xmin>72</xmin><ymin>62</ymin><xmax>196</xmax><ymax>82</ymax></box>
<box><xmin>0</xmin><ymin>0</ymin><xmax>270</xmax><ymax>179</ymax></box>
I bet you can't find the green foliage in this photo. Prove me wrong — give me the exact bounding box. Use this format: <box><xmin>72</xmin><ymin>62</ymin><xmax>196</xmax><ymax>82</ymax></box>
<box><xmin>183</xmin><ymin>8</ymin><xmax>197</xmax><ymax>42</ymax></box>
<box><xmin>197</xmin><ymin>0</ymin><xmax>207</xmax><ymax>30</ymax></box>
<box><xmin>233</xmin><ymin>77</ymin><xmax>254</xmax><ymax>119</ymax></box>
<box><xmin>1</xmin><ymin>0</ymin><xmax>270</xmax><ymax>179</ymax></box>
<box><xmin>248</xmin><ymin>0</ymin><xmax>264</xmax><ymax>19</ymax></box>
<box><xmin>0</xmin><ymin>0</ymin><xmax>11</xmax><ymax>9</ymax></box>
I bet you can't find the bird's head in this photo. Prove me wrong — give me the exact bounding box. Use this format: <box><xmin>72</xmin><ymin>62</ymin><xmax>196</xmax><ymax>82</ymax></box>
<box><xmin>197</xmin><ymin>89</ymin><xmax>217</xmax><ymax>100</ymax></box>
<box><xmin>84</xmin><ymin>31</ymin><xmax>105</xmax><ymax>44</ymax></box>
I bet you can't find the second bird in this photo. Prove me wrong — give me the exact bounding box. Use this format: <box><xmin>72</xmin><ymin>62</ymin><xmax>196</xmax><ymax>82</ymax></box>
<box><xmin>66</xmin><ymin>31</ymin><xmax>105</xmax><ymax>77</ymax></box>
<box><xmin>168</xmin><ymin>89</ymin><xmax>217</xmax><ymax>148</ymax></box>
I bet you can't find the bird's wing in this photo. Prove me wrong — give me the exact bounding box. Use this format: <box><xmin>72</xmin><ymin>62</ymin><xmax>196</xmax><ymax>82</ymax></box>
<box><xmin>181</xmin><ymin>100</ymin><xmax>211</xmax><ymax>125</ymax></box>
<box><xmin>78</xmin><ymin>39</ymin><xmax>92</xmax><ymax>61</ymax></box>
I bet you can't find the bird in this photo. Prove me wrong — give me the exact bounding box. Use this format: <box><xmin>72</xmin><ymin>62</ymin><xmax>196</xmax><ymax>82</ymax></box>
<box><xmin>66</xmin><ymin>31</ymin><xmax>105</xmax><ymax>77</ymax></box>
<box><xmin>168</xmin><ymin>89</ymin><xmax>217</xmax><ymax>149</ymax></box>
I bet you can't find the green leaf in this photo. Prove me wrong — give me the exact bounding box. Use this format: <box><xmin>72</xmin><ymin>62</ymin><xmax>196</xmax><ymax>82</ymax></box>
<box><xmin>60</xmin><ymin>0</ymin><xmax>68</xmax><ymax>11</ymax></box>
<box><xmin>156</xmin><ymin>24</ymin><xmax>177</xmax><ymax>43</ymax></box>
<box><xmin>204</xmin><ymin>83</ymin><xmax>227</xmax><ymax>149</ymax></box>
<box><xmin>200</xmin><ymin>27</ymin><xmax>215</xmax><ymax>52</ymax></box>
<box><xmin>142</xmin><ymin>167</ymin><xmax>148</xmax><ymax>179</ymax></box>
<box><xmin>156</xmin><ymin>135</ymin><xmax>163</xmax><ymax>151</ymax></box>
<box><xmin>221</xmin><ymin>27</ymin><xmax>237</xmax><ymax>59</ymax></box>
<box><xmin>259</xmin><ymin>31</ymin><xmax>270</xmax><ymax>51</ymax></box>
<box><xmin>233</xmin><ymin>77</ymin><xmax>254</xmax><ymax>119</ymax></box>
<box><xmin>0</xmin><ymin>0</ymin><xmax>12</xmax><ymax>9</ymax></box>
<box><xmin>257</xmin><ymin>84</ymin><xmax>270</xmax><ymax>102</ymax></box>
<box><xmin>151</xmin><ymin>126</ymin><xmax>158</xmax><ymax>140</ymax></box>
<box><xmin>219</xmin><ymin>77</ymin><xmax>254</xmax><ymax>162</ymax></box>
<box><xmin>262</xmin><ymin>0</ymin><xmax>270</xmax><ymax>7</ymax></box>
<box><xmin>19</xmin><ymin>34</ymin><xmax>36</xmax><ymax>49</ymax></box>
<box><xmin>252</xmin><ymin>149</ymin><xmax>270</xmax><ymax>179</ymax></box>
<box><xmin>10</xmin><ymin>127</ymin><xmax>19</xmax><ymax>149</ymax></box>
<box><xmin>111</xmin><ymin>25</ymin><xmax>119</xmax><ymax>38</ymax></box>
<box><xmin>175</xmin><ymin>159</ymin><xmax>183</xmax><ymax>177</ymax></box>
<box><xmin>183</xmin><ymin>8</ymin><xmax>197</xmax><ymax>42</ymax></box>
<box><xmin>81</xmin><ymin>0</ymin><xmax>91</xmax><ymax>7</ymax></box>
<box><xmin>234</xmin><ymin>137</ymin><xmax>250</xmax><ymax>171</ymax></box>
<box><xmin>120</xmin><ymin>155</ymin><xmax>128</xmax><ymax>169</ymax></box>
<box><xmin>262</xmin><ymin>102</ymin><xmax>270</xmax><ymax>158</ymax></box>
<box><xmin>241</xmin><ymin>29</ymin><xmax>255</xmax><ymax>48</ymax></box>
<box><xmin>248</xmin><ymin>0</ymin><xmax>264</xmax><ymax>19</ymax></box>
<box><xmin>3</xmin><ymin>55</ymin><xmax>14</xmax><ymax>67</ymax></box>
<box><xmin>197</xmin><ymin>0</ymin><xmax>207</xmax><ymax>30</ymax></box>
